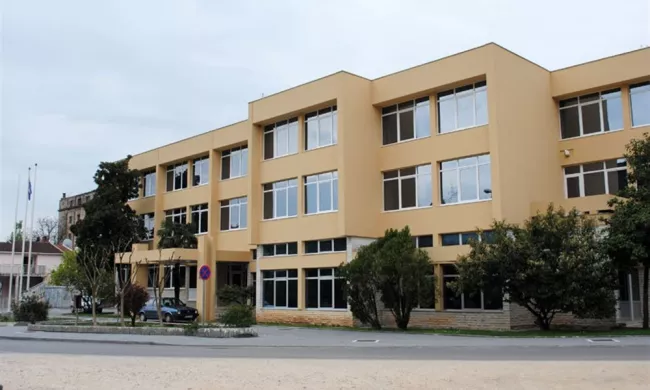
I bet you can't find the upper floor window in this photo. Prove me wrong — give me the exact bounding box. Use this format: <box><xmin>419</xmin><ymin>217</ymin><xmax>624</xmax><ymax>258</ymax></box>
<box><xmin>221</xmin><ymin>146</ymin><xmax>248</xmax><ymax>180</ymax></box>
<box><xmin>382</xmin><ymin>98</ymin><xmax>430</xmax><ymax>145</ymax></box>
<box><xmin>441</xmin><ymin>230</ymin><xmax>493</xmax><ymax>246</ymax></box>
<box><xmin>165</xmin><ymin>207</ymin><xmax>186</xmax><ymax>224</ymax></box>
<box><xmin>220</xmin><ymin>197</ymin><xmax>247</xmax><ymax>231</ymax></box>
<box><xmin>143</xmin><ymin>171</ymin><xmax>156</xmax><ymax>197</ymax></box>
<box><xmin>192</xmin><ymin>157</ymin><xmax>209</xmax><ymax>186</ymax></box>
<box><xmin>142</xmin><ymin>213</ymin><xmax>155</xmax><ymax>240</ymax></box>
<box><xmin>438</xmin><ymin>81</ymin><xmax>487</xmax><ymax>134</ymax></box>
<box><xmin>166</xmin><ymin>162</ymin><xmax>188</xmax><ymax>192</ymax></box>
<box><xmin>443</xmin><ymin>264</ymin><xmax>502</xmax><ymax>310</ymax></box>
<box><xmin>306</xmin><ymin>106</ymin><xmax>337</xmax><ymax>150</ymax></box>
<box><xmin>264</xmin><ymin>118</ymin><xmax>298</xmax><ymax>160</ymax></box>
<box><xmin>304</xmin><ymin>171</ymin><xmax>338</xmax><ymax>214</ymax></box>
<box><xmin>304</xmin><ymin>238</ymin><xmax>346</xmax><ymax>254</ymax></box>
<box><xmin>564</xmin><ymin>159</ymin><xmax>627</xmax><ymax>198</ymax></box>
<box><xmin>440</xmin><ymin>155</ymin><xmax>491</xmax><ymax>205</ymax></box>
<box><xmin>262</xmin><ymin>242</ymin><xmax>298</xmax><ymax>257</ymax></box>
<box><xmin>262</xmin><ymin>270</ymin><xmax>298</xmax><ymax>308</ymax></box>
<box><xmin>190</xmin><ymin>204</ymin><xmax>208</xmax><ymax>234</ymax></box>
<box><xmin>306</xmin><ymin>268</ymin><xmax>347</xmax><ymax>309</ymax></box>
<box><xmin>559</xmin><ymin>89</ymin><xmax>623</xmax><ymax>139</ymax></box>
<box><xmin>630</xmin><ymin>82</ymin><xmax>650</xmax><ymax>127</ymax></box>
<box><xmin>412</xmin><ymin>235</ymin><xmax>433</xmax><ymax>248</ymax></box>
<box><xmin>383</xmin><ymin>164</ymin><xmax>432</xmax><ymax>211</ymax></box>
<box><xmin>263</xmin><ymin>179</ymin><xmax>297</xmax><ymax>220</ymax></box>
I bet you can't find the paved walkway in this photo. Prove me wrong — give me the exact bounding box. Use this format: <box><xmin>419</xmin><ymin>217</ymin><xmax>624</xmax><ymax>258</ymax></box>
<box><xmin>1</xmin><ymin>324</ymin><xmax>649</xmax><ymax>348</ymax></box>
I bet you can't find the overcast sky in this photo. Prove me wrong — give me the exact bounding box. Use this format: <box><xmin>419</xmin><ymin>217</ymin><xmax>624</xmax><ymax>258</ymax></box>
<box><xmin>1</xmin><ymin>0</ymin><xmax>649</xmax><ymax>239</ymax></box>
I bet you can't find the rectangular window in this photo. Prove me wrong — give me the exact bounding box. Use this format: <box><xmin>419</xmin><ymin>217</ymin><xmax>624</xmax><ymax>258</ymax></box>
<box><xmin>564</xmin><ymin>158</ymin><xmax>627</xmax><ymax>198</ymax></box>
<box><xmin>416</xmin><ymin>266</ymin><xmax>436</xmax><ymax>309</ymax></box>
<box><xmin>630</xmin><ymin>82</ymin><xmax>650</xmax><ymax>127</ymax></box>
<box><xmin>383</xmin><ymin>164</ymin><xmax>432</xmax><ymax>211</ymax></box>
<box><xmin>261</xmin><ymin>242</ymin><xmax>298</xmax><ymax>257</ymax></box>
<box><xmin>192</xmin><ymin>157</ymin><xmax>209</xmax><ymax>186</ymax></box>
<box><xmin>220</xmin><ymin>197</ymin><xmax>247</xmax><ymax>231</ymax></box>
<box><xmin>442</xmin><ymin>264</ymin><xmax>502</xmax><ymax>310</ymax></box>
<box><xmin>413</xmin><ymin>235</ymin><xmax>433</xmax><ymax>248</ymax></box>
<box><xmin>304</xmin><ymin>238</ymin><xmax>346</xmax><ymax>254</ymax></box>
<box><xmin>166</xmin><ymin>162</ymin><xmax>188</xmax><ymax>192</ymax></box>
<box><xmin>143</xmin><ymin>171</ymin><xmax>156</xmax><ymax>197</ymax></box>
<box><xmin>149</xmin><ymin>265</ymin><xmax>186</xmax><ymax>289</ymax></box>
<box><xmin>440</xmin><ymin>155</ymin><xmax>491</xmax><ymax>205</ymax></box>
<box><xmin>437</xmin><ymin>81</ymin><xmax>487</xmax><ymax>134</ymax></box>
<box><xmin>262</xmin><ymin>269</ymin><xmax>298</xmax><ymax>308</ymax></box>
<box><xmin>305</xmin><ymin>106</ymin><xmax>337</xmax><ymax>150</ymax></box>
<box><xmin>190</xmin><ymin>204</ymin><xmax>208</xmax><ymax>234</ymax></box>
<box><xmin>263</xmin><ymin>179</ymin><xmax>298</xmax><ymax>220</ymax></box>
<box><xmin>142</xmin><ymin>213</ymin><xmax>155</xmax><ymax>240</ymax></box>
<box><xmin>165</xmin><ymin>207</ymin><xmax>186</xmax><ymax>225</ymax></box>
<box><xmin>382</xmin><ymin>97</ymin><xmax>430</xmax><ymax>145</ymax></box>
<box><xmin>306</xmin><ymin>268</ymin><xmax>347</xmax><ymax>309</ymax></box>
<box><xmin>304</xmin><ymin>171</ymin><xmax>338</xmax><ymax>214</ymax></box>
<box><xmin>221</xmin><ymin>146</ymin><xmax>248</xmax><ymax>180</ymax></box>
<box><xmin>559</xmin><ymin>89</ymin><xmax>623</xmax><ymax>139</ymax></box>
<box><xmin>440</xmin><ymin>231</ymin><xmax>492</xmax><ymax>246</ymax></box>
<box><xmin>264</xmin><ymin>118</ymin><xmax>298</xmax><ymax>160</ymax></box>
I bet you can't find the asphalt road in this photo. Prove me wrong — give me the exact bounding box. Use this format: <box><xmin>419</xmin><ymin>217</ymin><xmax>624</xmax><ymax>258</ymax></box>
<box><xmin>1</xmin><ymin>339</ymin><xmax>648</xmax><ymax>361</ymax></box>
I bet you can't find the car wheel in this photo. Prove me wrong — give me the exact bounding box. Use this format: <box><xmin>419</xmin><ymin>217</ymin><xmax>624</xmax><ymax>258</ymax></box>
<box><xmin>139</xmin><ymin>313</ymin><xmax>146</xmax><ymax>322</ymax></box>
<box><xmin>164</xmin><ymin>313</ymin><xmax>173</xmax><ymax>323</ymax></box>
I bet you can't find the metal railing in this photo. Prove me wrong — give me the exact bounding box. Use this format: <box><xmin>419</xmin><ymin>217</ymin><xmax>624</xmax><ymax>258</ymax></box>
<box><xmin>0</xmin><ymin>264</ymin><xmax>47</xmax><ymax>276</ymax></box>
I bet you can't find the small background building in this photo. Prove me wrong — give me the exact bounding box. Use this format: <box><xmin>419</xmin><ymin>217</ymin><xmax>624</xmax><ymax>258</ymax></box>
<box><xmin>58</xmin><ymin>190</ymin><xmax>95</xmax><ymax>248</ymax></box>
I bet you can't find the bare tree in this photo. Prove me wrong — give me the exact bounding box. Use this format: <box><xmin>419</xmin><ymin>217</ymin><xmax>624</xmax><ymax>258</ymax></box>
<box><xmin>77</xmin><ymin>246</ymin><xmax>114</xmax><ymax>326</ymax></box>
<box><xmin>115</xmin><ymin>252</ymin><xmax>144</xmax><ymax>326</ymax></box>
<box><xmin>35</xmin><ymin>216</ymin><xmax>60</xmax><ymax>243</ymax></box>
<box><xmin>144</xmin><ymin>251</ymin><xmax>180</xmax><ymax>325</ymax></box>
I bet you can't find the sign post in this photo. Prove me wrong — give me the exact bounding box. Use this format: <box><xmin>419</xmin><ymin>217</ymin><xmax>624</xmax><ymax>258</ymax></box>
<box><xmin>198</xmin><ymin>265</ymin><xmax>211</xmax><ymax>325</ymax></box>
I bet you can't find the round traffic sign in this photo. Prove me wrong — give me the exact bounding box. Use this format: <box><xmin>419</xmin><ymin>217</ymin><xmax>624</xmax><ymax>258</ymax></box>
<box><xmin>199</xmin><ymin>265</ymin><xmax>211</xmax><ymax>281</ymax></box>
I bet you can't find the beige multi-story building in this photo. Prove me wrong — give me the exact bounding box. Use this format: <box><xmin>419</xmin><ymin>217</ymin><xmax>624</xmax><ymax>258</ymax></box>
<box><xmin>118</xmin><ymin>43</ymin><xmax>650</xmax><ymax>329</ymax></box>
<box><xmin>58</xmin><ymin>190</ymin><xmax>96</xmax><ymax>247</ymax></box>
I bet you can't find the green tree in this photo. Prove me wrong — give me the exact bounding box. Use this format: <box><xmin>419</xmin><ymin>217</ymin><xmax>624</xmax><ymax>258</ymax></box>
<box><xmin>604</xmin><ymin>133</ymin><xmax>650</xmax><ymax>329</ymax></box>
<box><xmin>454</xmin><ymin>205</ymin><xmax>617</xmax><ymax>330</ymax></box>
<box><xmin>119</xmin><ymin>284</ymin><xmax>149</xmax><ymax>327</ymax></box>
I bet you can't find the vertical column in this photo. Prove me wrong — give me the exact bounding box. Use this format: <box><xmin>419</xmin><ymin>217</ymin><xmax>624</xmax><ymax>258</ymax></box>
<box><xmin>621</xmin><ymin>86</ymin><xmax>632</xmax><ymax>130</ymax></box>
<box><xmin>434</xmin><ymin>263</ymin><xmax>443</xmax><ymax>311</ymax></box>
<box><xmin>187</xmin><ymin>159</ymin><xmax>194</xmax><ymax>189</ymax></box>
<box><xmin>297</xmin><ymin>268</ymin><xmax>305</xmax><ymax>310</ymax></box>
<box><xmin>153</xmin><ymin>164</ymin><xmax>166</xmax><ymax>247</ymax></box>
<box><xmin>255</xmin><ymin>247</ymin><xmax>262</xmax><ymax>312</ymax></box>
<box><xmin>195</xmin><ymin>235</ymin><xmax>215</xmax><ymax>321</ymax></box>
<box><xmin>247</xmin><ymin>118</ymin><xmax>260</xmax><ymax>246</ymax></box>
<box><xmin>208</xmin><ymin>149</ymin><xmax>220</xmax><ymax>237</ymax></box>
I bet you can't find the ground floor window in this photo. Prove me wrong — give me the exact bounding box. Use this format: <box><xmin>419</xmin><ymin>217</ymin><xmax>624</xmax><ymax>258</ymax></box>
<box><xmin>305</xmin><ymin>268</ymin><xmax>347</xmax><ymax>309</ymax></box>
<box><xmin>262</xmin><ymin>270</ymin><xmax>298</xmax><ymax>308</ymax></box>
<box><xmin>148</xmin><ymin>265</ymin><xmax>188</xmax><ymax>289</ymax></box>
<box><xmin>442</xmin><ymin>264</ymin><xmax>502</xmax><ymax>310</ymax></box>
<box><xmin>416</xmin><ymin>266</ymin><xmax>436</xmax><ymax>309</ymax></box>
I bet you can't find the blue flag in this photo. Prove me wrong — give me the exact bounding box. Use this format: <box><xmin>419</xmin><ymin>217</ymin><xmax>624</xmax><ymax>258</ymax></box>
<box><xmin>28</xmin><ymin>180</ymin><xmax>32</xmax><ymax>201</ymax></box>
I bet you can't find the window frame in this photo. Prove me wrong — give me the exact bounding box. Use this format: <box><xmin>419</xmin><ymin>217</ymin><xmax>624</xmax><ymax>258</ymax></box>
<box><xmin>221</xmin><ymin>146</ymin><xmax>248</xmax><ymax>180</ymax></box>
<box><xmin>192</xmin><ymin>156</ymin><xmax>209</xmax><ymax>186</ymax></box>
<box><xmin>166</xmin><ymin>162</ymin><xmax>188</xmax><ymax>192</ymax></box>
<box><xmin>263</xmin><ymin>118</ymin><xmax>298</xmax><ymax>160</ymax></box>
<box><xmin>262</xmin><ymin>269</ymin><xmax>298</xmax><ymax>309</ymax></box>
<box><xmin>305</xmin><ymin>268</ymin><xmax>347</xmax><ymax>310</ymax></box>
<box><xmin>413</xmin><ymin>235</ymin><xmax>433</xmax><ymax>248</ymax></box>
<box><xmin>142</xmin><ymin>212</ymin><xmax>155</xmax><ymax>240</ymax></box>
<box><xmin>558</xmin><ymin>89</ymin><xmax>623</xmax><ymax>140</ymax></box>
<box><xmin>630</xmin><ymin>82</ymin><xmax>650</xmax><ymax>128</ymax></box>
<box><xmin>220</xmin><ymin>196</ymin><xmax>248</xmax><ymax>231</ymax></box>
<box><xmin>563</xmin><ymin>159</ymin><xmax>627</xmax><ymax>198</ymax></box>
<box><xmin>304</xmin><ymin>238</ymin><xmax>347</xmax><ymax>255</ymax></box>
<box><xmin>143</xmin><ymin>170</ymin><xmax>156</xmax><ymax>197</ymax></box>
<box><xmin>190</xmin><ymin>203</ymin><xmax>209</xmax><ymax>234</ymax></box>
<box><xmin>382</xmin><ymin>164</ymin><xmax>432</xmax><ymax>211</ymax></box>
<box><xmin>261</xmin><ymin>242</ymin><xmax>298</xmax><ymax>257</ymax></box>
<box><xmin>165</xmin><ymin>207</ymin><xmax>187</xmax><ymax>225</ymax></box>
<box><xmin>439</xmin><ymin>154</ymin><xmax>491</xmax><ymax>205</ymax></box>
<box><xmin>437</xmin><ymin>81</ymin><xmax>488</xmax><ymax>134</ymax></box>
<box><xmin>263</xmin><ymin>179</ymin><xmax>298</xmax><ymax>220</ymax></box>
<box><xmin>381</xmin><ymin>97</ymin><xmax>430</xmax><ymax>145</ymax></box>
<box><xmin>442</xmin><ymin>265</ymin><xmax>502</xmax><ymax>311</ymax></box>
<box><xmin>305</xmin><ymin>106</ymin><xmax>338</xmax><ymax>151</ymax></box>
<box><xmin>304</xmin><ymin>171</ymin><xmax>339</xmax><ymax>215</ymax></box>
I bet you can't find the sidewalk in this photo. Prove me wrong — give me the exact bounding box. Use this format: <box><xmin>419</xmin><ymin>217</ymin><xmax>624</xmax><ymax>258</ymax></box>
<box><xmin>1</xmin><ymin>325</ymin><xmax>650</xmax><ymax>348</ymax></box>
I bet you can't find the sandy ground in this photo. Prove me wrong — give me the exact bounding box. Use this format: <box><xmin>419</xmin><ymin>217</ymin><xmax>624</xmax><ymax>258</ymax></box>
<box><xmin>1</xmin><ymin>355</ymin><xmax>648</xmax><ymax>389</ymax></box>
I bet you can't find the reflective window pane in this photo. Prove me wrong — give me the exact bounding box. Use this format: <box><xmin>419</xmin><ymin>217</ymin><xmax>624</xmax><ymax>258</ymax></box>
<box><xmin>456</xmin><ymin>93</ymin><xmax>474</xmax><ymax>129</ymax></box>
<box><xmin>607</xmin><ymin>170</ymin><xmax>627</xmax><ymax>195</ymax></box>
<box><xmin>566</xmin><ymin>177</ymin><xmax>580</xmax><ymax>198</ymax></box>
<box><xmin>319</xmin><ymin>179</ymin><xmax>332</xmax><ymax>212</ymax></box>
<box><xmin>288</xmin><ymin>185</ymin><xmax>297</xmax><ymax>217</ymax></box>
<box><xmin>583</xmin><ymin>172</ymin><xmax>606</xmax><ymax>196</ymax></box>
<box><xmin>384</xmin><ymin>180</ymin><xmax>399</xmax><ymax>211</ymax></box>
<box><xmin>319</xmin><ymin>115</ymin><xmax>332</xmax><ymax>147</ymax></box>
<box><xmin>560</xmin><ymin>107</ymin><xmax>580</xmax><ymax>139</ymax></box>
<box><xmin>438</xmin><ymin>98</ymin><xmax>456</xmax><ymax>134</ymax></box>
<box><xmin>602</xmin><ymin>93</ymin><xmax>623</xmax><ymax>131</ymax></box>
<box><xmin>305</xmin><ymin>183</ymin><xmax>317</xmax><ymax>214</ymax></box>
<box><xmin>399</xmin><ymin>111</ymin><xmax>415</xmax><ymax>141</ymax></box>
<box><xmin>275</xmin><ymin>188</ymin><xmax>287</xmax><ymax>217</ymax></box>
<box><xmin>401</xmin><ymin>177</ymin><xmax>416</xmax><ymax>208</ymax></box>
<box><xmin>459</xmin><ymin>167</ymin><xmax>478</xmax><ymax>201</ymax></box>
<box><xmin>581</xmin><ymin>103</ymin><xmax>601</xmax><ymax>135</ymax></box>
<box><xmin>478</xmin><ymin>164</ymin><xmax>492</xmax><ymax>200</ymax></box>
<box><xmin>475</xmin><ymin>87</ymin><xmax>488</xmax><ymax>125</ymax></box>
<box><xmin>631</xmin><ymin>84</ymin><xmax>650</xmax><ymax>127</ymax></box>
<box><xmin>415</xmin><ymin>103</ymin><xmax>430</xmax><ymax>138</ymax></box>
<box><xmin>440</xmin><ymin>170</ymin><xmax>458</xmax><ymax>204</ymax></box>
<box><xmin>306</xmin><ymin>120</ymin><xmax>318</xmax><ymax>150</ymax></box>
<box><xmin>441</xmin><ymin>234</ymin><xmax>460</xmax><ymax>246</ymax></box>
<box><xmin>382</xmin><ymin>114</ymin><xmax>398</xmax><ymax>145</ymax></box>
<box><xmin>417</xmin><ymin>171</ymin><xmax>432</xmax><ymax>207</ymax></box>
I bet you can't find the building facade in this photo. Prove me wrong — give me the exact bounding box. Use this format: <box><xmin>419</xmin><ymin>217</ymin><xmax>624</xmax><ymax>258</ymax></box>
<box><xmin>58</xmin><ymin>190</ymin><xmax>96</xmax><ymax>247</ymax></box>
<box><xmin>118</xmin><ymin>43</ymin><xmax>650</xmax><ymax>329</ymax></box>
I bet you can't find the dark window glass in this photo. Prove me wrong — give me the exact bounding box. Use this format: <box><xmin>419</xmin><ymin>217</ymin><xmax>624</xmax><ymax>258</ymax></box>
<box><xmin>333</xmin><ymin>238</ymin><xmax>346</xmax><ymax>252</ymax></box>
<box><xmin>481</xmin><ymin>231</ymin><xmax>495</xmax><ymax>244</ymax></box>
<box><xmin>418</xmin><ymin>270</ymin><xmax>436</xmax><ymax>309</ymax></box>
<box><xmin>306</xmin><ymin>269</ymin><xmax>318</xmax><ymax>278</ymax></box>
<box><xmin>443</xmin><ymin>276</ymin><xmax>461</xmax><ymax>309</ymax></box>
<box><xmin>566</xmin><ymin>177</ymin><xmax>580</xmax><ymax>198</ymax></box>
<box><xmin>263</xmin><ymin>280</ymin><xmax>274</xmax><ymax>307</ymax></box>
<box><xmin>584</xmin><ymin>172</ymin><xmax>606</xmax><ymax>196</ymax></box>
<box><xmin>320</xmin><ymin>279</ymin><xmax>333</xmax><ymax>308</ymax></box>
<box><xmin>384</xmin><ymin>180</ymin><xmax>399</xmax><ymax>211</ymax></box>
<box><xmin>565</xmin><ymin>166</ymin><xmax>580</xmax><ymax>175</ymax></box>
<box><xmin>399</xmin><ymin>111</ymin><xmax>414</xmax><ymax>140</ymax></box>
<box><xmin>288</xmin><ymin>242</ymin><xmax>298</xmax><ymax>255</ymax></box>
<box><xmin>305</xmin><ymin>240</ymin><xmax>318</xmax><ymax>254</ymax></box>
<box><xmin>560</xmin><ymin>107</ymin><xmax>580</xmax><ymax>139</ymax></box>
<box><xmin>441</xmin><ymin>234</ymin><xmax>460</xmax><ymax>246</ymax></box>
<box><xmin>581</xmin><ymin>103</ymin><xmax>601</xmax><ymax>135</ymax></box>
<box><xmin>464</xmin><ymin>290</ymin><xmax>482</xmax><ymax>309</ymax></box>
<box><xmin>263</xmin><ymin>191</ymin><xmax>274</xmax><ymax>219</ymax></box>
<box><xmin>200</xmin><ymin>209</ymin><xmax>208</xmax><ymax>233</ymax></box>
<box><xmin>483</xmin><ymin>285</ymin><xmax>503</xmax><ymax>310</ymax></box>
<box><xmin>288</xmin><ymin>269</ymin><xmax>298</xmax><ymax>278</ymax></box>
<box><xmin>417</xmin><ymin>235</ymin><xmax>433</xmax><ymax>248</ymax></box>
<box><xmin>320</xmin><ymin>239</ymin><xmax>333</xmax><ymax>252</ymax></box>
<box><xmin>401</xmin><ymin>177</ymin><xmax>416</xmax><ymax>208</ymax></box>
<box><xmin>262</xmin><ymin>245</ymin><xmax>274</xmax><ymax>257</ymax></box>
<box><xmin>461</xmin><ymin>232</ymin><xmax>479</xmax><ymax>245</ymax></box>
<box><xmin>607</xmin><ymin>170</ymin><xmax>627</xmax><ymax>195</ymax></box>
<box><xmin>221</xmin><ymin>155</ymin><xmax>230</xmax><ymax>179</ymax></box>
<box><xmin>251</xmin><ymin>250</ymin><xmax>257</xmax><ymax>260</ymax></box>
<box><xmin>276</xmin><ymin>244</ymin><xmax>287</xmax><ymax>256</ymax></box>
<box><xmin>288</xmin><ymin>280</ymin><xmax>298</xmax><ymax>308</ymax></box>
<box><xmin>583</xmin><ymin>162</ymin><xmax>603</xmax><ymax>172</ymax></box>
<box><xmin>189</xmin><ymin>266</ymin><xmax>197</xmax><ymax>288</ymax></box>
<box><xmin>276</xmin><ymin>270</ymin><xmax>287</xmax><ymax>278</ymax></box>
<box><xmin>306</xmin><ymin>279</ymin><xmax>318</xmax><ymax>308</ymax></box>
<box><xmin>166</xmin><ymin>170</ymin><xmax>174</xmax><ymax>192</ymax></box>
<box><xmin>264</xmin><ymin>131</ymin><xmax>274</xmax><ymax>160</ymax></box>
<box><xmin>220</xmin><ymin>204</ymin><xmax>229</xmax><ymax>231</ymax></box>
<box><xmin>334</xmin><ymin>278</ymin><xmax>347</xmax><ymax>309</ymax></box>
<box><xmin>276</xmin><ymin>280</ymin><xmax>287</xmax><ymax>307</ymax></box>
<box><xmin>382</xmin><ymin>115</ymin><xmax>398</xmax><ymax>145</ymax></box>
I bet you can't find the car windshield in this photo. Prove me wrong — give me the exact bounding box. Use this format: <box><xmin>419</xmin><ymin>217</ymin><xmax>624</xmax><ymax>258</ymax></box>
<box><xmin>161</xmin><ymin>298</ymin><xmax>185</xmax><ymax>307</ymax></box>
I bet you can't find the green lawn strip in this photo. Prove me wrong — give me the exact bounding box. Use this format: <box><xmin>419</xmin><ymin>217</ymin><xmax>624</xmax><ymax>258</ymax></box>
<box><xmin>257</xmin><ymin>322</ymin><xmax>650</xmax><ymax>337</ymax></box>
<box><xmin>60</xmin><ymin>312</ymin><xmax>120</xmax><ymax>318</ymax></box>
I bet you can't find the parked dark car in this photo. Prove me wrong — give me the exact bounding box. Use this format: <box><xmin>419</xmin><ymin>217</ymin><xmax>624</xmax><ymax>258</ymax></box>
<box><xmin>139</xmin><ymin>298</ymin><xmax>198</xmax><ymax>323</ymax></box>
<box><xmin>72</xmin><ymin>295</ymin><xmax>105</xmax><ymax>314</ymax></box>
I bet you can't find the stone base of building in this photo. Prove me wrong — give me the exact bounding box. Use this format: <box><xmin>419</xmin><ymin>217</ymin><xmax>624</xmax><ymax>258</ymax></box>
<box><xmin>256</xmin><ymin>309</ymin><xmax>354</xmax><ymax>327</ymax></box>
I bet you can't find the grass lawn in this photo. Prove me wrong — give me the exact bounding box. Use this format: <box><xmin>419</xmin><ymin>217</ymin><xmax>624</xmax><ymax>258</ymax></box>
<box><xmin>61</xmin><ymin>312</ymin><xmax>120</xmax><ymax>319</ymax></box>
<box><xmin>258</xmin><ymin>322</ymin><xmax>650</xmax><ymax>337</ymax></box>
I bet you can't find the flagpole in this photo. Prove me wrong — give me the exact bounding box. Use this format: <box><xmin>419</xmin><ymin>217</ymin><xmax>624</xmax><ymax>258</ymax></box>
<box><xmin>18</xmin><ymin>167</ymin><xmax>31</xmax><ymax>300</ymax></box>
<box><xmin>26</xmin><ymin>163</ymin><xmax>38</xmax><ymax>291</ymax></box>
<box><xmin>7</xmin><ymin>175</ymin><xmax>21</xmax><ymax>311</ymax></box>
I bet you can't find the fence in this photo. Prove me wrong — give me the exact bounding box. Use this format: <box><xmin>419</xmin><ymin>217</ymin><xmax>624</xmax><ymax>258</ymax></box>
<box><xmin>0</xmin><ymin>264</ymin><xmax>47</xmax><ymax>276</ymax></box>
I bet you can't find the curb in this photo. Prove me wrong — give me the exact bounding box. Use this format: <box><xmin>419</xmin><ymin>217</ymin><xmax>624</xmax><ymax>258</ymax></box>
<box><xmin>0</xmin><ymin>335</ymin><xmax>189</xmax><ymax>347</ymax></box>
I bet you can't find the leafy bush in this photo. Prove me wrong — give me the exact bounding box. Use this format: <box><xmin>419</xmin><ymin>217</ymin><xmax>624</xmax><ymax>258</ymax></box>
<box><xmin>118</xmin><ymin>284</ymin><xmax>149</xmax><ymax>326</ymax></box>
<box><xmin>183</xmin><ymin>321</ymin><xmax>199</xmax><ymax>336</ymax></box>
<box><xmin>219</xmin><ymin>304</ymin><xmax>255</xmax><ymax>328</ymax></box>
<box><xmin>218</xmin><ymin>284</ymin><xmax>255</xmax><ymax>306</ymax></box>
<box><xmin>12</xmin><ymin>294</ymin><xmax>50</xmax><ymax>323</ymax></box>
<box><xmin>0</xmin><ymin>313</ymin><xmax>13</xmax><ymax>322</ymax></box>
